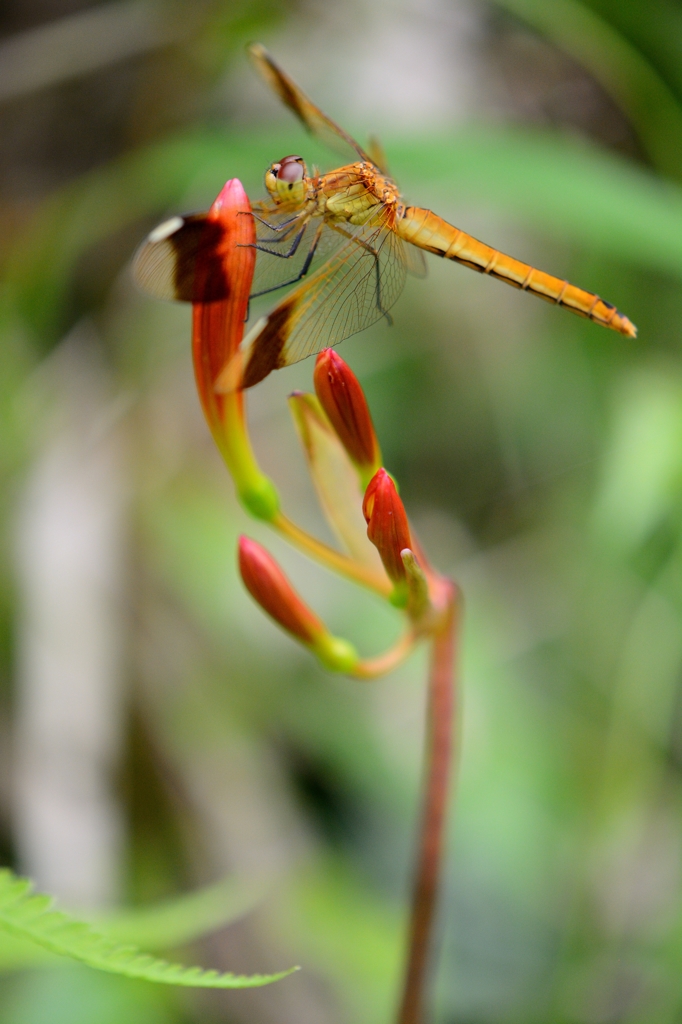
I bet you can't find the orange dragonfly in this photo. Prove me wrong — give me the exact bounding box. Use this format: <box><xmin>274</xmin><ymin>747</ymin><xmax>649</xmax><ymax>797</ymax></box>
<box><xmin>133</xmin><ymin>43</ymin><xmax>636</xmax><ymax>389</ymax></box>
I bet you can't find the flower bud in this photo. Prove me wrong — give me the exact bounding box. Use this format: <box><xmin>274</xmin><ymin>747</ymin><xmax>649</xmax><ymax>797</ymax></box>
<box><xmin>238</xmin><ymin>536</ymin><xmax>358</xmax><ymax>672</ymax></box>
<box><xmin>313</xmin><ymin>349</ymin><xmax>381</xmax><ymax>484</ymax></box>
<box><xmin>190</xmin><ymin>178</ymin><xmax>280</xmax><ymax>521</ymax></box>
<box><xmin>362</xmin><ymin>469</ymin><xmax>411</xmax><ymax>590</ymax></box>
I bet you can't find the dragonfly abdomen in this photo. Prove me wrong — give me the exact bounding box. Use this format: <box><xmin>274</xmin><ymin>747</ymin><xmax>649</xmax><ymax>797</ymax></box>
<box><xmin>397</xmin><ymin>207</ymin><xmax>636</xmax><ymax>338</ymax></box>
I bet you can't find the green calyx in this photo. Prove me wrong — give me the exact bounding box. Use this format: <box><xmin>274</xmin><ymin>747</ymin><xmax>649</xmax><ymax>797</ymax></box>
<box><xmin>388</xmin><ymin>582</ymin><xmax>409</xmax><ymax>609</ymax></box>
<box><xmin>238</xmin><ymin>475</ymin><xmax>281</xmax><ymax>521</ymax></box>
<box><xmin>314</xmin><ymin>634</ymin><xmax>359</xmax><ymax>674</ymax></box>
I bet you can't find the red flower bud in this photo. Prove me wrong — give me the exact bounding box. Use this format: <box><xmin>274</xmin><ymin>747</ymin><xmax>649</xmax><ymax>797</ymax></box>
<box><xmin>313</xmin><ymin>349</ymin><xmax>381</xmax><ymax>480</ymax></box>
<box><xmin>238</xmin><ymin>536</ymin><xmax>324</xmax><ymax>643</ymax></box>
<box><xmin>192</xmin><ymin>178</ymin><xmax>255</xmax><ymax>430</ymax></box>
<box><xmin>362</xmin><ymin>469</ymin><xmax>411</xmax><ymax>585</ymax></box>
<box><xmin>238</xmin><ymin>536</ymin><xmax>359</xmax><ymax>672</ymax></box>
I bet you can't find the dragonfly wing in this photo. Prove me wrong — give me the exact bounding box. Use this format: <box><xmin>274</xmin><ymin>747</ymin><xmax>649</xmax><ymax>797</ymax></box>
<box><xmin>248</xmin><ymin>43</ymin><xmax>372</xmax><ymax>165</ymax></box>
<box><xmin>133</xmin><ymin>205</ymin><xmax>347</xmax><ymax>305</ymax></box>
<box><xmin>251</xmin><ymin>207</ymin><xmax>346</xmax><ymax>298</ymax></box>
<box><xmin>220</xmin><ymin>215</ymin><xmax>408</xmax><ymax>390</ymax></box>
<box><xmin>403</xmin><ymin>243</ymin><xmax>427</xmax><ymax>278</ymax></box>
<box><xmin>132</xmin><ymin>213</ymin><xmax>230</xmax><ymax>302</ymax></box>
<box><xmin>367</xmin><ymin>134</ymin><xmax>389</xmax><ymax>175</ymax></box>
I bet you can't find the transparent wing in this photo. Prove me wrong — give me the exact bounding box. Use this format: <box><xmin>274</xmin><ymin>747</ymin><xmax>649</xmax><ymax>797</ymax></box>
<box><xmin>250</xmin><ymin>206</ymin><xmax>346</xmax><ymax>298</ymax></box>
<box><xmin>248</xmin><ymin>43</ymin><xmax>373</xmax><ymax>166</ymax></box>
<box><xmin>404</xmin><ymin>242</ymin><xmax>427</xmax><ymax>278</ymax></box>
<box><xmin>281</xmin><ymin>223</ymin><xmax>407</xmax><ymax>364</ymax></box>
<box><xmin>234</xmin><ymin>212</ymin><xmax>409</xmax><ymax>388</ymax></box>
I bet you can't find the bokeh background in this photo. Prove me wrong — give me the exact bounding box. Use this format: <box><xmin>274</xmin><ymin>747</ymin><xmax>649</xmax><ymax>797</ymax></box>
<box><xmin>1</xmin><ymin>1</ymin><xmax>682</xmax><ymax>1022</ymax></box>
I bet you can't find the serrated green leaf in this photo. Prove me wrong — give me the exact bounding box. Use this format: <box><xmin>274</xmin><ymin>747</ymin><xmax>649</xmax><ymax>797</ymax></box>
<box><xmin>0</xmin><ymin>869</ymin><xmax>296</xmax><ymax>988</ymax></box>
<box><xmin>0</xmin><ymin>871</ymin><xmax>269</xmax><ymax>970</ymax></box>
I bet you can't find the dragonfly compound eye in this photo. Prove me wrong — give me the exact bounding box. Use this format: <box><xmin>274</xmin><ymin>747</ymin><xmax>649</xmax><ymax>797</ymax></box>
<box><xmin>277</xmin><ymin>155</ymin><xmax>305</xmax><ymax>184</ymax></box>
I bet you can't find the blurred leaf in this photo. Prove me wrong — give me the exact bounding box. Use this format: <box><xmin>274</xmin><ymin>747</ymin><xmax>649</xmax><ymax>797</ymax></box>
<box><xmin>582</xmin><ymin>0</ymin><xmax>682</xmax><ymax>104</ymax></box>
<box><xmin>489</xmin><ymin>0</ymin><xmax>682</xmax><ymax>179</ymax></box>
<box><xmin>99</xmin><ymin>871</ymin><xmax>267</xmax><ymax>950</ymax></box>
<box><xmin>394</xmin><ymin>129</ymin><xmax>682</xmax><ymax>281</ymax></box>
<box><xmin>0</xmin><ymin>868</ymin><xmax>295</xmax><ymax>988</ymax></box>
<box><xmin>0</xmin><ymin>0</ymin><xmax>186</xmax><ymax>103</ymax></box>
<box><xmin>592</xmin><ymin>368</ymin><xmax>682</xmax><ymax>552</ymax></box>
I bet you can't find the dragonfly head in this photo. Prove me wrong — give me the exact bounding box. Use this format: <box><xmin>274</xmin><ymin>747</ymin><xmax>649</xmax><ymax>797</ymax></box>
<box><xmin>265</xmin><ymin>155</ymin><xmax>307</xmax><ymax>206</ymax></box>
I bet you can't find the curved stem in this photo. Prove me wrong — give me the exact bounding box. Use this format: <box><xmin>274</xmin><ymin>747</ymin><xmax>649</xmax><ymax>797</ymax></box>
<box><xmin>350</xmin><ymin>629</ymin><xmax>417</xmax><ymax>680</ymax></box>
<box><xmin>397</xmin><ymin>586</ymin><xmax>460</xmax><ymax>1024</ymax></box>
<box><xmin>272</xmin><ymin>511</ymin><xmax>393</xmax><ymax>598</ymax></box>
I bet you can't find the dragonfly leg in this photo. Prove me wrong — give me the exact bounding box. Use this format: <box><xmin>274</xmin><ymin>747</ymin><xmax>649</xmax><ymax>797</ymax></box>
<box><xmin>329</xmin><ymin>223</ymin><xmax>393</xmax><ymax>324</ymax></box>
<box><xmin>249</xmin><ymin>223</ymin><xmax>324</xmax><ymax>300</ymax></box>
<box><xmin>255</xmin><ymin>225</ymin><xmax>301</xmax><ymax>244</ymax></box>
<box><xmin>250</xmin><ymin>210</ymin><xmax>303</xmax><ymax>233</ymax></box>
<box><xmin>249</xmin><ymin>224</ymin><xmax>308</xmax><ymax>261</ymax></box>
<box><xmin>238</xmin><ymin>219</ymin><xmax>303</xmax><ymax>255</ymax></box>
<box><xmin>238</xmin><ymin>210</ymin><xmax>307</xmax><ymax>245</ymax></box>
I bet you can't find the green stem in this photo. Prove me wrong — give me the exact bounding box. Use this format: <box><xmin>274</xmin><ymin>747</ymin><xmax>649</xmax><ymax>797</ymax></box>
<box><xmin>213</xmin><ymin>391</ymin><xmax>280</xmax><ymax>521</ymax></box>
<box><xmin>272</xmin><ymin>512</ymin><xmax>393</xmax><ymax>598</ymax></box>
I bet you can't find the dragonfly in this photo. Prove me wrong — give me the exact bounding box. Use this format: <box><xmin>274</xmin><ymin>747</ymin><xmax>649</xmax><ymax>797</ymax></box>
<box><xmin>133</xmin><ymin>43</ymin><xmax>637</xmax><ymax>390</ymax></box>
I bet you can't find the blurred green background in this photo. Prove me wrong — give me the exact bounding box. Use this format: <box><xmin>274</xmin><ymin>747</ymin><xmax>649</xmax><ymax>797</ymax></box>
<box><xmin>1</xmin><ymin>1</ymin><xmax>682</xmax><ymax>1021</ymax></box>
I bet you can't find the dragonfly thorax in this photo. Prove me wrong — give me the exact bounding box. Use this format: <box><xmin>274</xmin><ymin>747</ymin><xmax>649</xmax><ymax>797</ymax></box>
<box><xmin>264</xmin><ymin>154</ymin><xmax>308</xmax><ymax>206</ymax></box>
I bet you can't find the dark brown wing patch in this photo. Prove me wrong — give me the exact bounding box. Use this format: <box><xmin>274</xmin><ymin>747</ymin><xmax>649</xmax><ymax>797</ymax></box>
<box><xmin>132</xmin><ymin>214</ymin><xmax>230</xmax><ymax>302</ymax></box>
<box><xmin>241</xmin><ymin>300</ymin><xmax>295</xmax><ymax>388</ymax></box>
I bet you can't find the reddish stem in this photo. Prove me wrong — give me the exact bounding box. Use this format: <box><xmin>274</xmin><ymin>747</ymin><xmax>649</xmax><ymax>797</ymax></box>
<box><xmin>397</xmin><ymin>586</ymin><xmax>460</xmax><ymax>1024</ymax></box>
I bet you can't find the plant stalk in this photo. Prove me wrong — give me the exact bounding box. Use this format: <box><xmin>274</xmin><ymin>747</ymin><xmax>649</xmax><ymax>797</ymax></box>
<box><xmin>351</xmin><ymin>629</ymin><xmax>417</xmax><ymax>680</ymax></box>
<box><xmin>397</xmin><ymin>587</ymin><xmax>459</xmax><ymax>1024</ymax></box>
